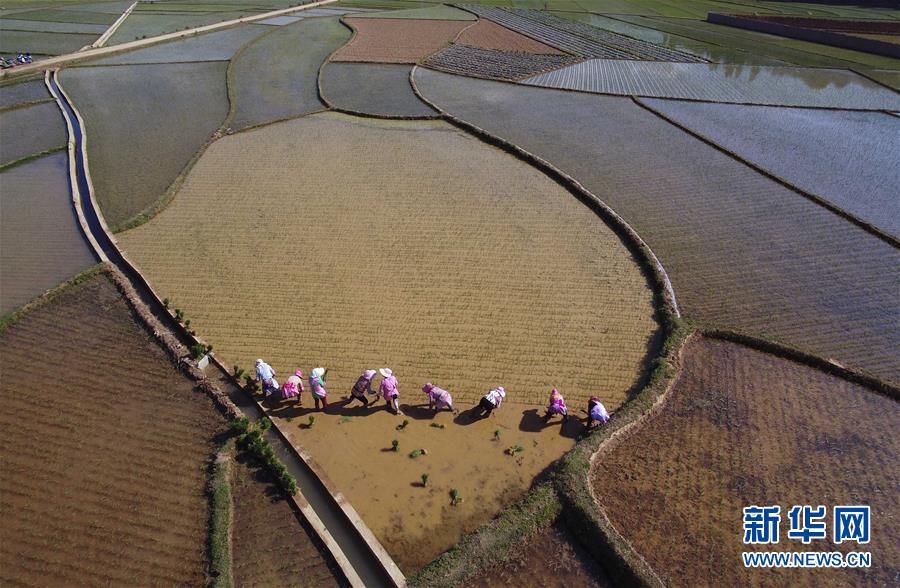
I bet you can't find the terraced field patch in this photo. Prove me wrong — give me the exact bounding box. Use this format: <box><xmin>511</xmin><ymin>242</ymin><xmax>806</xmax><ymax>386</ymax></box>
<box><xmin>414</xmin><ymin>69</ymin><xmax>900</xmax><ymax>383</ymax></box>
<box><xmin>352</xmin><ymin>4</ymin><xmax>475</xmax><ymax>20</ymax></box>
<box><xmin>81</xmin><ymin>24</ymin><xmax>269</xmax><ymax>65</ymax></box>
<box><xmin>60</xmin><ymin>61</ymin><xmax>228</xmax><ymax>230</ymax></box>
<box><xmin>228</xmin><ymin>16</ymin><xmax>350</xmax><ymax>130</ymax></box>
<box><xmin>642</xmin><ymin>100</ymin><xmax>900</xmax><ymax>239</ymax></box>
<box><xmin>117</xmin><ymin>111</ymin><xmax>659</xmax><ymax>569</ymax></box>
<box><xmin>320</xmin><ymin>62</ymin><xmax>436</xmax><ymax>117</ymax></box>
<box><xmin>330</xmin><ymin>17</ymin><xmax>472</xmax><ymax>63</ymax></box>
<box><xmin>522</xmin><ymin>59</ymin><xmax>900</xmax><ymax>109</ymax></box>
<box><xmin>232</xmin><ymin>454</ymin><xmax>343</xmax><ymax>587</ymax></box>
<box><xmin>468</xmin><ymin>519</ymin><xmax>610</xmax><ymax>587</ymax></box>
<box><xmin>5</xmin><ymin>8</ymin><xmax>119</xmax><ymax>25</ymax></box>
<box><xmin>424</xmin><ymin>44</ymin><xmax>578</xmax><ymax>80</ymax></box>
<box><xmin>0</xmin><ymin>30</ymin><xmax>97</xmax><ymax>55</ymax></box>
<box><xmin>456</xmin><ymin>18</ymin><xmax>565</xmax><ymax>54</ymax></box>
<box><xmin>592</xmin><ymin>336</ymin><xmax>900</xmax><ymax>587</ymax></box>
<box><xmin>0</xmin><ymin>78</ymin><xmax>51</xmax><ymax>110</ymax></box>
<box><xmin>0</xmin><ymin>18</ymin><xmax>109</xmax><ymax>34</ymax></box>
<box><xmin>0</xmin><ymin>273</ymin><xmax>225</xmax><ymax>585</ymax></box>
<box><xmin>0</xmin><ymin>153</ymin><xmax>96</xmax><ymax>314</ymax></box>
<box><xmin>108</xmin><ymin>11</ymin><xmax>254</xmax><ymax>44</ymax></box>
<box><xmin>0</xmin><ymin>101</ymin><xmax>65</xmax><ymax>166</ymax></box>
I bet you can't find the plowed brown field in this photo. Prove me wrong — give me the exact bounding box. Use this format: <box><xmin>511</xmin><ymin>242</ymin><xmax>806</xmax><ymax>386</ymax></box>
<box><xmin>0</xmin><ymin>274</ymin><xmax>225</xmax><ymax>585</ymax></box>
<box><xmin>457</xmin><ymin>19</ymin><xmax>565</xmax><ymax>54</ymax></box>
<box><xmin>331</xmin><ymin>17</ymin><xmax>472</xmax><ymax>63</ymax></box>
<box><xmin>232</xmin><ymin>453</ymin><xmax>344</xmax><ymax>587</ymax></box>
<box><xmin>592</xmin><ymin>336</ymin><xmax>900</xmax><ymax>587</ymax></box>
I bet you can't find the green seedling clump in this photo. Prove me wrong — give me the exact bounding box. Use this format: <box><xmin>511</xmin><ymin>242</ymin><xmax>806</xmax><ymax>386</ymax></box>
<box><xmin>450</xmin><ymin>488</ymin><xmax>462</xmax><ymax>506</ymax></box>
<box><xmin>506</xmin><ymin>445</ymin><xmax>524</xmax><ymax>456</ymax></box>
<box><xmin>421</xmin><ymin>473</ymin><xmax>429</xmax><ymax>487</ymax></box>
<box><xmin>391</xmin><ymin>439</ymin><xmax>399</xmax><ymax>452</ymax></box>
<box><xmin>396</xmin><ymin>419</ymin><xmax>410</xmax><ymax>431</ymax></box>
<box><xmin>307</xmin><ymin>416</ymin><xmax>316</xmax><ymax>428</ymax></box>
<box><xmin>339</xmin><ymin>416</ymin><xmax>352</xmax><ymax>424</ymax></box>
<box><xmin>493</xmin><ymin>429</ymin><xmax>501</xmax><ymax>440</ymax></box>
<box><xmin>429</xmin><ymin>422</ymin><xmax>445</xmax><ymax>429</ymax></box>
<box><xmin>409</xmin><ymin>448</ymin><xmax>427</xmax><ymax>459</ymax></box>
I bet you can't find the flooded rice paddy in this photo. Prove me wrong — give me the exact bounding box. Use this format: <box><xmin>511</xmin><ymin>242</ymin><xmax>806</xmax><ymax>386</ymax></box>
<box><xmin>81</xmin><ymin>24</ymin><xmax>270</xmax><ymax>66</ymax></box>
<box><xmin>414</xmin><ymin>69</ymin><xmax>900</xmax><ymax>383</ymax></box>
<box><xmin>592</xmin><ymin>336</ymin><xmax>900</xmax><ymax>587</ymax></box>
<box><xmin>0</xmin><ymin>153</ymin><xmax>97</xmax><ymax>314</ymax></box>
<box><xmin>641</xmin><ymin>100</ymin><xmax>900</xmax><ymax>238</ymax></box>
<box><xmin>521</xmin><ymin>59</ymin><xmax>900</xmax><ymax>109</ymax></box>
<box><xmin>0</xmin><ymin>78</ymin><xmax>51</xmax><ymax>110</ymax></box>
<box><xmin>228</xmin><ymin>16</ymin><xmax>350</xmax><ymax>131</ymax></box>
<box><xmin>320</xmin><ymin>62</ymin><xmax>436</xmax><ymax>117</ymax></box>
<box><xmin>60</xmin><ymin>61</ymin><xmax>229</xmax><ymax>230</ymax></box>
<box><xmin>0</xmin><ymin>100</ymin><xmax>65</xmax><ymax>166</ymax></box>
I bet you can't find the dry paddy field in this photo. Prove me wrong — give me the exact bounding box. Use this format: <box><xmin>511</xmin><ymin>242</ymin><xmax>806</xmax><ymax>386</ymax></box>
<box><xmin>231</xmin><ymin>453</ymin><xmax>344</xmax><ymax>587</ymax></box>
<box><xmin>0</xmin><ymin>273</ymin><xmax>226</xmax><ymax>585</ymax></box>
<box><xmin>331</xmin><ymin>17</ymin><xmax>472</xmax><ymax>63</ymax></box>
<box><xmin>117</xmin><ymin>111</ymin><xmax>659</xmax><ymax>570</ymax></box>
<box><xmin>414</xmin><ymin>70</ymin><xmax>900</xmax><ymax>384</ymax></box>
<box><xmin>60</xmin><ymin>61</ymin><xmax>229</xmax><ymax>230</ymax></box>
<box><xmin>592</xmin><ymin>336</ymin><xmax>900</xmax><ymax>587</ymax></box>
<box><xmin>0</xmin><ymin>153</ymin><xmax>96</xmax><ymax>314</ymax></box>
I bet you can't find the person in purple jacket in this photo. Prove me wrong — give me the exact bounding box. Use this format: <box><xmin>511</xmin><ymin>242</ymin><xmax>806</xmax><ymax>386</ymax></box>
<box><xmin>422</xmin><ymin>382</ymin><xmax>455</xmax><ymax>414</ymax></box>
<box><xmin>379</xmin><ymin>368</ymin><xmax>402</xmax><ymax>415</ymax></box>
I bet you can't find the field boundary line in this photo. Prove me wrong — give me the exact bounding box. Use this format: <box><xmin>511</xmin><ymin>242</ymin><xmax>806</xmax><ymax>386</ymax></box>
<box><xmin>90</xmin><ymin>1</ymin><xmax>138</xmax><ymax>49</ymax></box>
<box><xmin>410</xmin><ymin>65</ymin><xmax>680</xmax><ymax>320</ymax></box>
<box><xmin>0</xmin><ymin>144</ymin><xmax>66</xmax><ymax>173</ymax></box>
<box><xmin>0</xmin><ymin>0</ymin><xmax>340</xmax><ymax>80</ymax></box>
<box><xmin>0</xmin><ymin>97</ymin><xmax>55</xmax><ymax>114</ymax></box>
<box><xmin>209</xmin><ymin>449</ymin><xmax>234</xmax><ymax>588</ymax></box>
<box><xmin>0</xmin><ymin>263</ymin><xmax>105</xmax><ymax>333</ymax></box>
<box><xmin>701</xmin><ymin>328</ymin><xmax>900</xmax><ymax>398</ymax></box>
<box><xmin>849</xmin><ymin>67</ymin><xmax>900</xmax><ymax>94</ymax></box>
<box><xmin>634</xmin><ymin>96</ymin><xmax>900</xmax><ymax>248</ymax></box>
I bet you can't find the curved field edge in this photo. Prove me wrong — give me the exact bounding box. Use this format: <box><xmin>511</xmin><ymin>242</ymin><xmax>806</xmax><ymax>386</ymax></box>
<box><xmin>411</xmin><ymin>321</ymin><xmax>899</xmax><ymax>587</ymax></box>
<box><xmin>316</xmin><ymin>61</ymin><xmax>439</xmax><ymax>121</ymax></box>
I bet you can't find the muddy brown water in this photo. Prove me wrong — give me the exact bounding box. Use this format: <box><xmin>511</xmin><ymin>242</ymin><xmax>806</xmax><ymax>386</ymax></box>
<box><xmin>0</xmin><ymin>152</ymin><xmax>97</xmax><ymax>314</ymax></box>
<box><xmin>414</xmin><ymin>69</ymin><xmax>900</xmax><ymax>384</ymax></box>
<box><xmin>593</xmin><ymin>336</ymin><xmax>900</xmax><ymax>587</ymax></box>
<box><xmin>0</xmin><ymin>274</ymin><xmax>225</xmax><ymax>585</ymax></box>
<box><xmin>118</xmin><ymin>111</ymin><xmax>659</xmax><ymax>572</ymax></box>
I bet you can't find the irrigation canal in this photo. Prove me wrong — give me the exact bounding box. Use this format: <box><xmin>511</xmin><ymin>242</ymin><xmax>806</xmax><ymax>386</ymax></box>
<box><xmin>48</xmin><ymin>70</ymin><xmax>403</xmax><ymax>588</ymax></box>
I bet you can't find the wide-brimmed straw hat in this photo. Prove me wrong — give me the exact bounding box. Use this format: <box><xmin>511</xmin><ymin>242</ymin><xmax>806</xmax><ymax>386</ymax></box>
<box><xmin>422</xmin><ymin>383</ymin><xmax>433</xmax><ymax>393</ymax></box>
<box><xmin>256</xmin><ymin>359</ymin><xmax>263</xmax><ymax>365</ymax></box>
<box><xmin>363</xmin><ymin>369</ymin><xmax>377</xmax><ymax>380</ymax></box>
<box><xmin>294</xmin><ymin>369</ymin><xmax>304</xmax><ymax>378</ymax></box>
<box><xmin>379</xmin><ymin>368</ymin><xmax>393</xmax><ymax>378</ymax></box>
<box><xmin>311</xmin><ymin>367</ymin><xmax>325</xmax><ymax>379</ymax></box>
<box><xmin>496</xmin><ymin>386</ymin><xmax>506</xmax><ymax>397</ymax></box>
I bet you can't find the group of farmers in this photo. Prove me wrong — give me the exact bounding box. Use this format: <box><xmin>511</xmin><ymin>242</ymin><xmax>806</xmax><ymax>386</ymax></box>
<box><xmin>254</xmin><ymin>359</ymin><xmax>610</xmax><ymax>429</ymax></box>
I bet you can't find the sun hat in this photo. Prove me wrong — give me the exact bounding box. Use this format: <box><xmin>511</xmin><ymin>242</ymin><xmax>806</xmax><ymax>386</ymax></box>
<box><xmin>311</xmin><ymin>367</ymin><xmax>325</xmax><ymax>379</ymax></box>
<box><xmin>379</xmin><ymin>368</ymin><xmax>393</xmax><ymax>378</ymax></box>
<box><xmin>590</xmin><ymin>395</ymin><xmax>600</xmax><ymax>403</ymax></box>
<box><xmin>363</xmin><ymin>369</ymin><xmax>377</xmax><ymax>380</ymax></box>
<box><xmin>495</xmin><ymin>386</ymin><xmax>506</xmax><ymax>398</ymax></box>
<box><xmin>422</xmin><ymin>382</ymin><xmax>434</xmax><ymax>393</ymax></box>
<box><xmin>294</xmin><ymin>369</ymin><xmax>304</xmax><ymax>378</ymax></box>
<box><xmin>256</xmin><ymin>359</ymin><xmax>263</xmax><ymax>365</ymax></box>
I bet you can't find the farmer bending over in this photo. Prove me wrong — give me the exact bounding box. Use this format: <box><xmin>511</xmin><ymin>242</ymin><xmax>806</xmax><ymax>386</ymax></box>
<box><xmin>255</xmin><ymin>359</ymin><xmax>278</xmax><ymax>397</ymax></box>
<box><xmin>543</xmin><ymin>388</ymin><xmax>569</xmax><ymax>422</ymax></box>
<box><xmin>475</xmin><ymin>386</ymin><xmax>506</xmax><ymax>418</ymax></box>
<box><xmin>347</xmin><ymin>369</ymin><xmax>377</xmax><ymax>407</ymax></box>
<box><xmin>422</xmin><ymin>382</ymin><xmax>455</xmax><ymax>414</ymax></box>
<box><xmin>588</xmin><ymin>396</ymin><xmax>610</xmax><ymax>429</ymax></box>
<box><xmin>309</xmin><ymin>367</ymin><xmax>329</xmax><ymax>410</ymax></box>
<box><xmin>281</xmin><ymin>369</ymin><xmax>304</xmax><ymax>404</ymax></box>
<box><xmin>379</xmin><ymin>368</ymin><xmax>402</xmax><ymax>415</ymax></box>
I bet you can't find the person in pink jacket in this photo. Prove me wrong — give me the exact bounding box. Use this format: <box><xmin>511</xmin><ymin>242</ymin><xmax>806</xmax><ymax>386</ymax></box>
<box><xmin>543</xmin><ymin>388</ymin><xmax>569</xmax><ymax>422</ymax></box>
<box><xmin>379</xmin><ymin>368</ymin><xmax>402</xmax><ymax>415</ymax></box>
<box><xmin>309</xmin><ymin>367</ymin><xmax>328</xmax><ymax>410</ymax></box>
<box><xmin>281</xmin><ymin>369</ymin><xmax>304</xmax><ymax>404</ymax></box>
<box><xmin>422</xmin><ymin>382</ymin><xmax>455</xmax><ymax>414</ymax></box>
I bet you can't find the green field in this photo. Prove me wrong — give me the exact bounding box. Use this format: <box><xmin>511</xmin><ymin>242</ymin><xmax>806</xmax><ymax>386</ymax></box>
<box><xmin>60</xmin><ymin>61</ymin><xmax>229</xmax><ymax>231</ymax></box>
<box><xmin>0</xmin><ymin>30</ymin><xmax>97</xmax><ymax>55</ymax></box>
